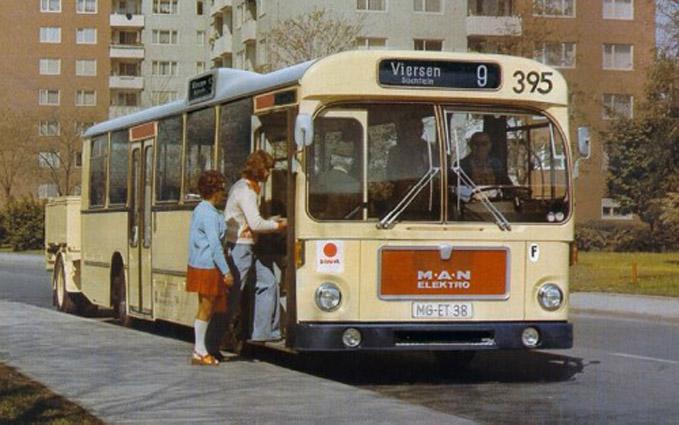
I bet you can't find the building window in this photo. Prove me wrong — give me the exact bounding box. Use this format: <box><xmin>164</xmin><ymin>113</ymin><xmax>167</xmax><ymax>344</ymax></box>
<box><xmin>603</xmin><ymin>43</ymin><xmax>633</xmax><ymax>70</ymax></box>
<box><xmin>39</xmin><ymin>58</ymin><xmax>61</xmax><ymax>75</ymax></box>
<box><xmin>39</xmin><ymin>120</ymin><xmax>60</xmax><ymax>136</ymax></box>
<box><xmin>38</xmin><ymin>184</ymin><xmax>59</xmax><ymax>199</ymax></box>
<box><xmin>152</xmin><ymin>29</ymin><xmax>178</xmax><ymax>45</ymax></box>
<box><xmin>603</xmin><ymin>94</ymin><xmax>633</xmax><ymax>119</ymax></box>
<box><xmin>76</xmin><ymin>90</ymin><xmax>97</xmax><ymax>106</ymax></box>
<box><xmin>196</xmin><ymin>0</ymin><xmax>204</xmax><ymax>15</ymax></box>
<box><xmin>601</xmin><ymin>198</ymin><xmax>633</xmax><ymax>220</ymax></box>
<box><xmin>75</xmin><ymin>122</ymin><xmax>93</xmax><ymax>135</ymax></box>
<box><xmin>196</xmin><ymin>30</ymin><xmax>205</xmax><ymax>45</ymax></box>
<box><xmin>39</xmin><ymin>152</ymin><xmax>61</xmax><ymax>169</ymax></box>
<box><xmin>356</xmin><ymin>37</ymin><xmax>387</xmax><ymax>50</ymax></box>
<box><xmin>115</xmin><ymin>92</ymin><xmax>139</xmax><ymax>106</ymax></box>
<box><xmin>41</xmin><ymin>0</ymin><xmax>61</xmax><ymax>12</ymax></box>
<box><xmin>76</xmin><ymin>28</ymin><xmax>97</xmax><ymax>44</ymax></box>
<box><xmin>414</xmin><ymin>0</ymin><xmax>441</xmax><ymax>13</ymax></box>
<box><xmin>76</xmin><ymin>0</ymin><xmax>97</xmax><ymax>13</ymax></box>
<box><xmin>76</xmin><ymin>59</ymin><xmax>97</xmax><ymax>76</ymax></box>
<box><xmin>152</xmin><ymin>61</ymin><xmax>178</xmax><ymax>76</ymax></box>
<box><xmin>196</xmin><ymin>62</ymin><xmax>206</xmax><ymax>74</ymax></box>
<box><xmin>116</xmin><ymin>62</ymin><xmax>139</xmax><ymax>76</ymax></box>
<box><xmin>152</xmin><ymin>91</ymin><xmax>178</xmax><ymax>105</ymax></box>
<box><xmin>534</xmin><ymin>0</ymin><xmax>575</xmax><ymax>17</ymax></box>
<box><xmin>40</xmin><ymin>27</ymin><xmax>61</xmax><ymax>43</ymax></box>
<box><xmin>357</xmin><ymin>0</ymin><xmax>386</xmax><ymax>11</ymax></box>
<box><xmin>469</xmin><ymin>0</ymin><xmax>514</xmax><ymax>16</ymax></box>
<box><xmin>414</xmin><ymin>39</ymin><xmax>443</xmax><ymax>51</ymax></box>
<box><xmin>534</xmin><ymin>42</ymin><xmax>576</xmax><ymax>68</ymax></box>
<box><xmin>153</xmin><ymin>0</ymin><xmax>178</xmax><ymax>14</ymax></box>
<box><xmin>603</xmin><ymin>0</ymin><xmax>633</xmax><ymax>20</ymax></box>
<box><xmin>39</xmin><ymin>89</ymin><xmax>60</xmax><ymax>105</ymax></box>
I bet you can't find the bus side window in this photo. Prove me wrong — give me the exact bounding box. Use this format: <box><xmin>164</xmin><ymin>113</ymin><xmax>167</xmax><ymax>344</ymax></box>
<box><xmin>219</xmin><ymin>98</ymin><xmax>252</xmax><ymax>187</ymax></box>
<box><xmin>184</xmin><ymin>107</ymin><xmax>216</xmax><ymax>201</ymax></box>
<box><xmin>89</xmin><ymin>135</ymin><xmax>108</xmax><ymax>208</ymax></box>
<box><xmin>155</xmin><ymin>115</ymin><xmax>182</xmax><ymax>202</ymax></box>
<box><xmin>109</xmin><ymin>130</ymin><xmax>129</xmax><ymax>205</ymax></box>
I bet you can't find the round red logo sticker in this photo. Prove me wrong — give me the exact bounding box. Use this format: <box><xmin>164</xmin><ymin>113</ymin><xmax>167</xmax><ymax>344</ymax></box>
<box><xmin>323</xmin><ymin>243</ymin><xmax>338</xmax><ymax>258</ymax></box>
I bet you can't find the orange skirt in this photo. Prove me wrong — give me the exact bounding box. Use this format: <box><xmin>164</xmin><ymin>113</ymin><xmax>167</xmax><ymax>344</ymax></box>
<box><xmin>186</xmin><ymin>265</ymin><xmax>224</xmax><ymax>296</ymax></box>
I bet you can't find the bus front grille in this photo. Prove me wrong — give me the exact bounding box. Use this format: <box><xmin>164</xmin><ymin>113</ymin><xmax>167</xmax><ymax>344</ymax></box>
<box><xmin>393</xmin><ymin>330</ymin><xmax>495</xmax><ymax>347</ymax></box>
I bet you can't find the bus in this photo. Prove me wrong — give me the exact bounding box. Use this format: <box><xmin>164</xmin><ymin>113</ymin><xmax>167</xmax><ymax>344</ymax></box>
<box><xmin>46</xmin><ymin>50</ymin><xmax>588</xmax><ymax>356</ymax></box>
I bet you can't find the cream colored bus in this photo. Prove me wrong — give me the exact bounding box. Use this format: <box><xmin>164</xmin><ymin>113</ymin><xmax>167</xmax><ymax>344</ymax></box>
<box><xmin>46</xmin><ymin>50</ymin><xmax>588</xmax><ymax>355</ymax></box>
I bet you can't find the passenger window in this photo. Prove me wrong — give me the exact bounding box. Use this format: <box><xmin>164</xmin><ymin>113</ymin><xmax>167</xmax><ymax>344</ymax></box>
<box><xmin>185</xmin><ymin>108</ymin><xmax>215</xmax><ymax>201</ymax></box>
<box><xmin>155</xmin><ymin>116</ymin><xmax>182</xmax><ymax>202</ymax></box>
<box><xmin>109</xmin><ymin>130</ymin><xmax>129</xmax><ymax>205</ymax></box>
<box><xmin>89</xmin><ymin>135</ymin><xmax>108</xmax><ymax>208</ymax></box>
<box><xmin>219</xmin><ymin>99</ymin><xmax>251</xmax><ymax>186</ymax></box>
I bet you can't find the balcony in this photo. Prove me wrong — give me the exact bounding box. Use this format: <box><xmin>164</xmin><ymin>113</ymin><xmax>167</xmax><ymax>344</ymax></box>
<box><xmin>109</xmin><ymin>106</ymin><xmax>141</xmax><ymax>118</ymax></box>
<box><xmin>109</xmin><ymin>75</ymin><xmax>143</xmax><ymax>90</ymax></box>
<box><xmin>241</xmin><ymin>19</ymin><xmax>256</xmax><ymax>43</ymax></box>
<box><xmin>110</xmin><ymin>13</ymin><xmax>144</xmax><ymax>28</ymax></box>
<box><xmin>210</xmin><ymin>33</ymin><xmax>233</xmax><ymax>61</ymax></box>
<box><xmin>466</xmin><ymin>16</ymin><xmax>522</xmax><ymax>37</ymax></box>
<box><xmin>110</xmin><ymin>44</ymin><xmax>145</xmax><ymax>59</ymax></box>
<box><xmin>210</xmin><ymin>0</ymin><xmax>232</xmax><ymax>17</ymax></box>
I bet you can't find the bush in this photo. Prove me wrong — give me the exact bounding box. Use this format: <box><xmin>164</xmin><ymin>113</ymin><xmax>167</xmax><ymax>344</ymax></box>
<box><xmin>2</xmin><ymin>197</ymin><xmax>46</xmax><ymax>251</ymax></box>
<box><xmin>575</xmin><ymin>220</ymin><xmax>675</xmax><ymax>252</ymax></box>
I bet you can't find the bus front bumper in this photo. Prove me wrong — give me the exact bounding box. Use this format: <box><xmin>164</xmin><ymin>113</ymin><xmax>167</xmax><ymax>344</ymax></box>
<box><xmin>292</xmin><ymin>321</ymin><xmax>573</xmax><ymax>351</ymax></box>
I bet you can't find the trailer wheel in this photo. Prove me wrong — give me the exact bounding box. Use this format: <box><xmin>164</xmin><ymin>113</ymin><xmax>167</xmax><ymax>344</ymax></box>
<box><xmin>53</xmin><ymin>255</ymin><xmax>80</xmax><ymax>314</ymax></box>
<box><xmin>112</xmin><ymin>269</ymin><xmax>132</xmax><ymax>327</ymax></box>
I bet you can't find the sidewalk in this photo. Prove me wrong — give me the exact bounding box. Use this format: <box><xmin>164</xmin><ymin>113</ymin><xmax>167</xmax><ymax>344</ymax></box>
<box><xmin>0</xmin><ymin>300</ymin><xmax>474</xmax><ymax>425</ymax></box>
<box><xmin>570</xmin><ymin>292</ymin><xmax>679</xmax><ymax>322</ymax></box>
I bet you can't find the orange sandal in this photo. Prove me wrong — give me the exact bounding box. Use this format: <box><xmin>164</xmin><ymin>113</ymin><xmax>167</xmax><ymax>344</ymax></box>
<box><xmin>191</xmin><ymin>351</ymin><xmax>220</xmax><ymax>366</ymax></box>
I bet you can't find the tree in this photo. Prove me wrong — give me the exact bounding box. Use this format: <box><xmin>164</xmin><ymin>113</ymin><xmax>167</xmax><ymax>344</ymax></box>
<box><xmin>657</xmin><ymin>0</ymin><xmax>679</xmax><ymax>57</ymax></box>
<box><xmin>35</xmin><ymin>109</ymin><xmax>88</xmax><ymax>197</ymax></box>
<box><xmin>0</xmin><ymin>107</ymin><xmax>35</xmax><ymax>201</ymax></box>
<box><xmin>265</xmin><ymin>8</ymin><xmax>364</xmax><ymax>71</ymax></box>
<box><xmin>604</xmin><ymin>54</ymin><xmax>679</xmax><ymax>244</ymax></box>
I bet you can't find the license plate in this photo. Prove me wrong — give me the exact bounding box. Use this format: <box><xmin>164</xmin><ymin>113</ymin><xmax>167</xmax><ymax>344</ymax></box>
<box><xmin>412</xmin><ymin>302</ymin><xmax>473</xmax><ymax>319</ymax></box>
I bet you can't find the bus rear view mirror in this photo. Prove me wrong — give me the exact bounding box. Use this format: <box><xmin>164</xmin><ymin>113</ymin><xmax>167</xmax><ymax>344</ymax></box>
<box><xmin>295</xmin><ymin>114</ymin><xmax>313</xmax><ymax>150</ymax></box>
<box><xmin>577</xmin><ymin>127</ymin><xmax>591</xmax><ymax>159</ymax></box>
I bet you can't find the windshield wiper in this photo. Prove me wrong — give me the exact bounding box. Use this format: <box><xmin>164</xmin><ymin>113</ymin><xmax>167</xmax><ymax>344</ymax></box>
<box><xmin>452</xmin><ymin>166</ymin><xmax>512</xmax><ymax>231</ymax></box>
<box><xmin>377</xmin><ymin>167</ymin><xmax>440</xmax><ymax>229</ymax></box>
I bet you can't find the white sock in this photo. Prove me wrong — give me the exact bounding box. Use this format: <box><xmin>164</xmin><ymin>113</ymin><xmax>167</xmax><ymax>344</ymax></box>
<box><xmin>194</xmin><ymin>319</ymin><xmax>209</xmax><ymax>356</ymax></box>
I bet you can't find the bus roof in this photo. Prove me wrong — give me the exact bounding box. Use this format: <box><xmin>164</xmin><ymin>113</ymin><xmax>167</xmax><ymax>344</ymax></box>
<box><xmin>85</xmin><ymin>50</ymin><xmax>567</xmax><ymax>138</ymax></box>
<box><xmin>84</xmin><ymin>60</ymin><xmax>315</xmax><ymax>138</ymax></box>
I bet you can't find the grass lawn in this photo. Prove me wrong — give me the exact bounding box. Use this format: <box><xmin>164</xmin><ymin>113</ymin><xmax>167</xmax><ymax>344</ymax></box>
<box><xmin>0</xmin><ymin>363</ymin><xmax>104</xmax><ymax>425</ymax></box>
<box><xmin>571</xmin><ymin>251</ymin><xmax>679</xmax><ymax>297</ymax></box>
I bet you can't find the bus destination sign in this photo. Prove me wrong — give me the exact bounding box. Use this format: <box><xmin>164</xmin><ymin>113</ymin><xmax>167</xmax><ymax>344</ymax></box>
<box><xmin>188</xmin><ymin>73</ymin><xmax>215</xmax><ymax>103</ymax></box>
<box><xmin>379</xmin><ymin>59</ymin><xmax>501</xmax><ymax>90</ymax></box>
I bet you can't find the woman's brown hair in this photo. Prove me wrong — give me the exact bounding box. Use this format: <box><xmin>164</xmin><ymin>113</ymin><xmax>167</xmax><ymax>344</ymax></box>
<box><xmin>241</xmin><ymin>150</ymin><xmax>275</xmax><ymax>182</ymax></box>
<box><xmin>197</xmin><ymin>170</ymin><xmax>226</xmax><ymax>199</ymax></box>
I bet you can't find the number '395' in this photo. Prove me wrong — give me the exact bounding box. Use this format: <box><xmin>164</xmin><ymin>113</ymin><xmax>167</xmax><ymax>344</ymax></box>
<box><xmin>513</xmin><ymin>70</ymin><xmax>553</xmax><ymax>94</ymax></box>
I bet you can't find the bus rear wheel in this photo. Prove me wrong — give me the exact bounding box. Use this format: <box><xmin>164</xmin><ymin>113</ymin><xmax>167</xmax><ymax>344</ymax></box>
<box><xmin>53</xmin><ymin>256</ymin><xmax>81</xmax><ymax>315</ymax></box>
<box><xmin>112</xmin><ymin>271</ymin><xmax>132</xmax><ymax>327</ymax></box>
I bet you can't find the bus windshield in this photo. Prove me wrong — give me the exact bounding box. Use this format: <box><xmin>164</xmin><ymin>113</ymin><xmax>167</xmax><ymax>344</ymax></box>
<box><xmin>307</xmin><ymin>103</ymin><xmax>569</xmax><ymax>225</ymax></box>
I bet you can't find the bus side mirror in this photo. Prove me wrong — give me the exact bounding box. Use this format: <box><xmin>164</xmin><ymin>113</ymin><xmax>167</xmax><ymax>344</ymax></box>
<box><xmin>577</xmin><ymin>127</ymin><xmax>591</xmax><ymax>159</ymax></box>
<box><xmin>294</xmin><ymin>114</ymin><xmax>313</xmax><ymax>150</ymax></box>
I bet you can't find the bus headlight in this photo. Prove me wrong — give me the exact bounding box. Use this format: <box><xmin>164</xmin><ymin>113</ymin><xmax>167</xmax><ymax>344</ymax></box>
<box><xmin>315</xmin><ymin>282</ymin><xmax>342</xmax><ymax>312</ymax></box>
<box><xmin>538</xmin><ymin>283</ymin><xmax>563</xmax><ymax>311</ymax></box>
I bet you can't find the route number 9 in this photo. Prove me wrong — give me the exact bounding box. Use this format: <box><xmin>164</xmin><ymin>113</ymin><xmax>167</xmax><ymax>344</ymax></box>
<box><xmin>477</xmin><ymin>65</ymin><xmax>488</xmax><ymax>88</ymax></box>
<box><xmin>513</xmin><ymin>70</ymin><xmax>553</xmax><ymax>94</ymax></box>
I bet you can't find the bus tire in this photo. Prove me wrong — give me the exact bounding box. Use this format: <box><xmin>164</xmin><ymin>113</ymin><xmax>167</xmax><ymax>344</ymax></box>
<box><xmin>112</xmin><ymin>269</ymin><xmax>132</xmax><ymax>327</ymax></box>
<box><xmin>53</xmin><ymin>255</ymin><xmax>80</xmax><ymax>315</ymax></box>
<box><xmin>433</xmin><ymin>351</ymin><xmax>476</xmax><ymax>369</ymax></box>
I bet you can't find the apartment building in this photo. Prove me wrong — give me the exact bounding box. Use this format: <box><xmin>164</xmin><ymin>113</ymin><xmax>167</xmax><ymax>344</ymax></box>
<box><xmin>109</xmin><ymin>0</ymin><xmax>210</xmax><ymax>117</ymax></box>
<box><xmin>466</xmin><ymin>0</ymin><xmax>656</xmax><ymax>222</ymax></box>
<box><xmin>209</xmin><ymin>0</ymin><xmax>469</xmax><ymax>71</ymax></box>
<box><xmin>0</xmin><ymin>0</ymin><xmax>111</xmax><ymax>200</ymax></box>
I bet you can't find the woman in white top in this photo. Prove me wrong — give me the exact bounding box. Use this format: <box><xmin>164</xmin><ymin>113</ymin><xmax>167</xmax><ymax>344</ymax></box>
<box><xmin>224</xmin><ymin>150</ymin><xmax>287</xmax><ymax>342</ymax></box>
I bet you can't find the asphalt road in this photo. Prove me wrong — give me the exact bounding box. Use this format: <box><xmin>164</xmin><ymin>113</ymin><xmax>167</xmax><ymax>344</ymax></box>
<box><xmin>1</xmin><ymin>253</ymin><xmax>678</xmax><ymax>424</ymax></box>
